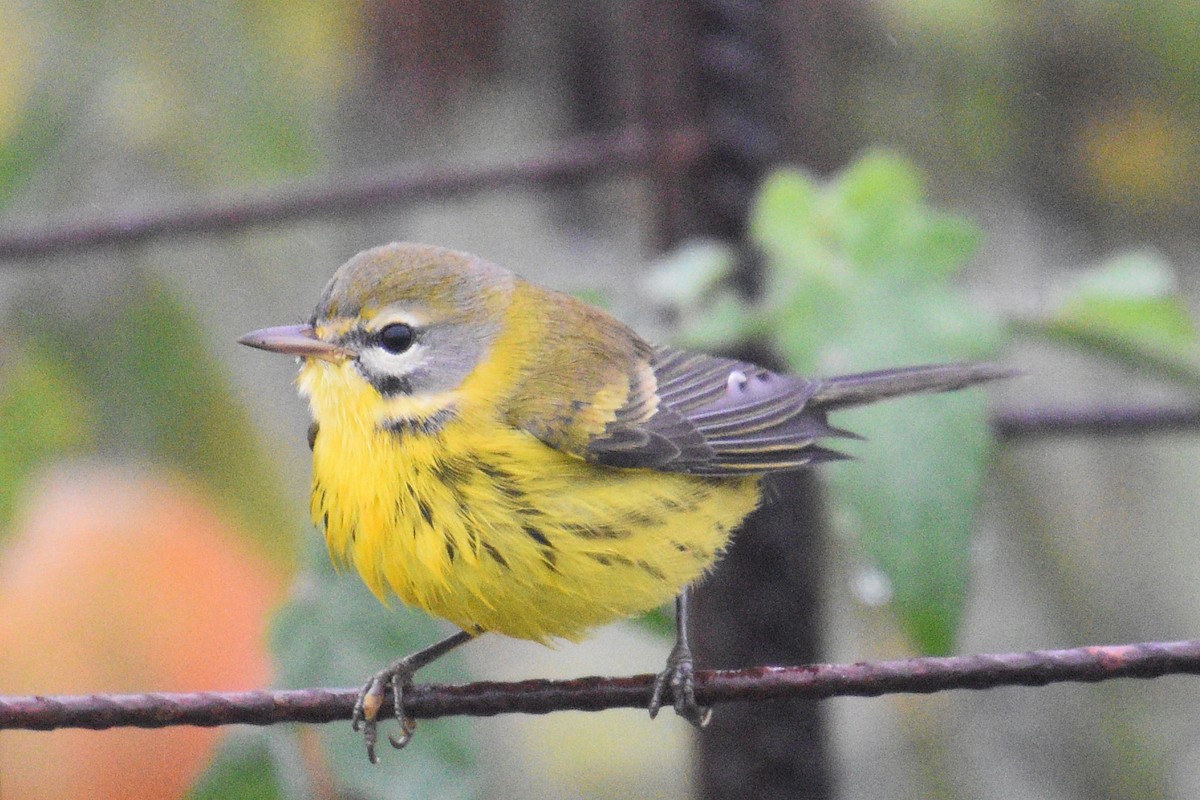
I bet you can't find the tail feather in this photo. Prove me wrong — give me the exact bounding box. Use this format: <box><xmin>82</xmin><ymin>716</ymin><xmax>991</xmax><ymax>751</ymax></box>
<box><xmin>810</xmin><ymin>363</ymin><xmax>1018</xmax><ymax>410</ymax></box>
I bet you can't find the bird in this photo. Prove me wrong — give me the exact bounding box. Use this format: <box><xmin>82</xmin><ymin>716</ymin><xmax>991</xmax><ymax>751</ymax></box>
<box><xmin>239</xmin><ymin>241</ymin><xmax>1011</xmax><ymax>762</ymax></box>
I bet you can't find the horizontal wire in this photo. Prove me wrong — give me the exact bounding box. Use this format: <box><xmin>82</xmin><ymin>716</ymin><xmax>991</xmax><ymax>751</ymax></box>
<box><xmin>3</xmin><ymin>638</ymin><xmax>1197</xmax><ymax>732</ymax></box>
<box><xmin>0</xmin><ymin>126</ymin><xmax>708</xmax><ymax>261</ymax></box>
<box><xmin>992</xmin><ymin>405</ymin><xmax>1200</xmax><ymax>439</ymax></box>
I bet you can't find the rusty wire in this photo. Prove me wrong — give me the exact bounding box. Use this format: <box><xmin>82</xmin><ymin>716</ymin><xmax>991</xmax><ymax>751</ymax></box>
<box><xmin>2</xmin><ymin>638</ymin><xmax>1198</xmax><ymax>732</ymax></box>
<box><xmin>0</xmin><ymin>126</ymin><xmax>708</xmax><ymax>261</ymax></box>
<box><xmin>992</xmin><ymin>405</ymin><xmax>1200</xmax><ymax>440</ymax></box>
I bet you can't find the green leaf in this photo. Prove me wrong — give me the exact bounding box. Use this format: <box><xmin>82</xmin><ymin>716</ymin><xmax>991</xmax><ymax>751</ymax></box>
<box><xmin>189</xmin><ymin>731</ymin><xmax>286</xmax><ymax>800</ymax></box>
<box><xmin>643</xmin><ymin>239</ymin><xmax>736</xmax><ymax>308</ymax></box>
<box><xmin>828</xmin><ymin>391</ymin><xmax>993</xmax><ymax>653</ymax></box>
<box><xmin>827</xmin><ymin>151</ymin><xmax>982</xmax><ymax>279</ymax></box>
<box><xmin>0</xmin><ymin>99</ymin><xmax>70</xmax><ymax>210</ymax></box>
<box><xmin>0</xmin><ymin>342</ymin><xmax>93</xmax><ymax>536</ymax></box>
<box><xmin>832</xmin><ymin>150</ymin><xmax>925</xmax><ymax>214</ymax></box>
<box><xmin>1026</xmin><ymin>251</ymin><xmax>1200</xmax><ymax>387</ymax></box>
<box><xmin>672</xmin><ymin>290</ymin><xmax>763</xmax><ymax>352</ymax></box>
<box><xmin>750</xmin><ymin>169</ymin><xmax>822</xmax><ymax>261</ymax></box>
<box><xmin>665</xmin><ymin>151</ymin><xmax>1005</xmax><ymax>654</ymax></box>
<box><xmin>634</xmin><ymin>605</ymin><xmax>676</xmax><ymax>639</ymax></box>
<box><xmin>271</xmin><ymin>540</ymin><xmax>481</xmax><ymax>800</ymax></box>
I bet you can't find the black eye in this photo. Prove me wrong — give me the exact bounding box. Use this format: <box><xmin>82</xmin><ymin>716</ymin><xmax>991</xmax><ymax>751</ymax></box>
<box><xmin>378</xmin><ymin>323</ymin><xmax>415</xmax><ymax>354</ymax></box>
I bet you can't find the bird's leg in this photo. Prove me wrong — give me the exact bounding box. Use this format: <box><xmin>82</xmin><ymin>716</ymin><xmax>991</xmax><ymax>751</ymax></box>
<box><xmin>352</xmin><ymin>629</ymin><xmax>476</xmax><ymax>763</ymax></box>
<box><xmin>648</xmin><ymin>587</ymin><xmax>712</xmax><ymax>727</ymax></box>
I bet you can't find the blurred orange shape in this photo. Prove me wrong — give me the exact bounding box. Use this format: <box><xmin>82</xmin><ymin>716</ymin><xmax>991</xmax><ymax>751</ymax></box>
<box><xmin>0</xmin><ymin>465</ymin><xmax>282</xmax><ymax>800</ymax></box>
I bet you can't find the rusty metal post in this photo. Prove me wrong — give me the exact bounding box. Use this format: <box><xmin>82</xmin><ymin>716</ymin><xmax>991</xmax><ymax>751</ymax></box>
<box><xmin>631</xmin><ymin>2</ymin><xmax>835</xmax><ymax>798</ymax></box>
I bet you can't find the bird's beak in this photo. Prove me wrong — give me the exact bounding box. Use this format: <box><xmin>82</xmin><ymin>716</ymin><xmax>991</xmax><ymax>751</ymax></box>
<box><xmin>238</xmin><ymin>324</ymin><xmax>351</xmax><ymax>362</ymax></box>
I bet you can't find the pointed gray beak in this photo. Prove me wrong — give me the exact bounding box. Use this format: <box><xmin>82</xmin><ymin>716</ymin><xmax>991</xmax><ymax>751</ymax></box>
<box><xmin>237</xmin><ymin>324</ymin><xmax>351</xmax><ymax>362</ymax></box>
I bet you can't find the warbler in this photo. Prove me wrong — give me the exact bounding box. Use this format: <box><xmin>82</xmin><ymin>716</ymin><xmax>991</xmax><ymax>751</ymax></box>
<box><xmin>240</xmin><ymin>242</ymin><xmax>1009</xmax><ymax>762</ymax></box>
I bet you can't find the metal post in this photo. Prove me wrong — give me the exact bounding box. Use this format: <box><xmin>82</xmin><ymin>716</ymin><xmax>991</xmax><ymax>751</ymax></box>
<box><xmin>633</xmin><ymin>1</ymin><xmax>835</xmax><ymax>797</ymax></box>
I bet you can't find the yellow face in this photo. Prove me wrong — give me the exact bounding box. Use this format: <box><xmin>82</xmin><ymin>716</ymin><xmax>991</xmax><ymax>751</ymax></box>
<box><xmin>302</xmin><ymin>243</ymin><xmax>518</xmax><ymax>404</ymax></box>
<box><xmin>238</xmin><ymin>241</ymin><xmax>520</xmax><ymax>419</ymax></box>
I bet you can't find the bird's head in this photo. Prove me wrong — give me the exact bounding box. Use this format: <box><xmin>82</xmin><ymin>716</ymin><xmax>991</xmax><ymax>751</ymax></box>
<box><xmin>239</xmin><ymin>242</ymin><xmax>516</xmax><ymax>402</ymax></box>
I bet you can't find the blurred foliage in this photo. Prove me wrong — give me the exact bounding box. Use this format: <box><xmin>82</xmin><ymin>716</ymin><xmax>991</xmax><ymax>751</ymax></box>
<box><xmin>1017</xmin><ymin>251</ymin><xmax>1200</xmax><ymax>389</ymax></box>
<box><xmin>0</xmin><ymin>1</ymin><xmax>364</xmax><ymax>207</ymax></box>
<box><xmin>0</xmin><ymin>343</ymin><xmax>92</xmax><ymax>535</ymax></box>
<box><xmin>255</xmin><ymin>537</ymin><xmax>481</xmax><ymax>800</ymax></box>
<box><xmin>0</xmin><ymin>467</ymin><xmax>277</xmax><ymax>799</ymax></box>
<box><xmin>8</xmin><ymin>271</ymin><xmax>301</xmax><ymax>570</ymax></box>
<box><xmin>861</xmin><ymin>0</ymin><xmax>1200</xmax><ymax>231</ymax></box>
<box><xmin>650</xmin><ymin>152</ymin><xmax>1004</xmax><ymax>654</ymax></box>
<box><xmin>649</xmin><ymin>153</ymin><xmax>1200</xmax><ymax>659</ymax></box>
<box><xmin>189</xmin><ymin>731</ymin><xmax>287</xmax><ymax>800</ymax></box>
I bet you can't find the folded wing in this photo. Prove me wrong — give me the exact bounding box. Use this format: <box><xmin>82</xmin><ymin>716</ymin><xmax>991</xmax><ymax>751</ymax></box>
<box><xmin>584</xmin><ymin>347</ymin><xmax>1011</xmax><ymax>475</ymax></box>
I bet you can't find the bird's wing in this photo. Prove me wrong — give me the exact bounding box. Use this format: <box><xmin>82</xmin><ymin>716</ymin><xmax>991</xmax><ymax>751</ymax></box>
<box><xmin>581</xmin><ymin>346</ymin><xmax>856</xmax><ymax>475</ymax></box>
<box><xmin>505</xmin><ymin>287</ymin><xmax>1013</xmax><ymax>475</ymax></box>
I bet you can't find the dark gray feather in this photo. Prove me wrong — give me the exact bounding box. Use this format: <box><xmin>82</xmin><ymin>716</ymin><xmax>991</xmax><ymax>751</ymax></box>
<box><xmin>585</xmin><ymin>346</ymin><xmax>1011</xmax><ymax>476</ymax></box>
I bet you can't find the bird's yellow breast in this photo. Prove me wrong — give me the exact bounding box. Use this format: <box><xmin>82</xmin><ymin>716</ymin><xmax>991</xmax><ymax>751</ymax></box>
<box><xmin>297</xmin><ymin>359</ymin><xmax>760</xmax><ymax>643</ymax></box>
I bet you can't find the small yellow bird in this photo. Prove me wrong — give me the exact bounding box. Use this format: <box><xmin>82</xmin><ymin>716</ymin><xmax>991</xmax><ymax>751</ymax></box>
<box><xmin>240</xmin><ymin>242</ymin><xmax>1008</xmax><ymax>761</ymax></box>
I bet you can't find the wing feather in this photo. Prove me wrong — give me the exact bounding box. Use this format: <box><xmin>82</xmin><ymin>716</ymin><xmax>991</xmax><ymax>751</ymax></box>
<box><xmin>582</xmin><ymin>347</ymin><xmax>1008</xmax><ymax>475</ymax></box>
<box><xmin>585</xmin><ymin>346</ymin><xmax>850</xmax><ymax>474</ymax></box>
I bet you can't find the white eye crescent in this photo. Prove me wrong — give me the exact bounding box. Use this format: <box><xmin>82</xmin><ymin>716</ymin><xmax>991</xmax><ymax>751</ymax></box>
<box><xmin>359</xmin><ymin>341</ymin><xmax>428</xmax><ymax>377</ymax></box>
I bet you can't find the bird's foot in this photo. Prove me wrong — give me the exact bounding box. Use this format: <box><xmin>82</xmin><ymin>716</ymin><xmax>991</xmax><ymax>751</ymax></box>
<box><xmin>648</xmin><ymin>640</ymin><xmax>712</xmax><ymax>728</ymax></box>
<box><xmin>351</xmin><ymin>660</ymin><xmax>419</xmax><ymax>764</ymax></box>
<box><xmin>349</xmin><ymin>630</ymin><xmax>476</xmax><ymax>763</ymax></box>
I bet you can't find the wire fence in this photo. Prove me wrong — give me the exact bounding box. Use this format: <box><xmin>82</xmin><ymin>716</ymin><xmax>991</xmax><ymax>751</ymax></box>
<box><xmin>4</xmin><ymin>639</ymin><xmax>1198</xmax><ymax>732</ymax></box>
<box><xmin>0</xmin><ymin>127</ymin><xmax>706</xmax><ymax>260</ymax></box>
<box><xmin>1</xmin><ymin>126</ymin><xmax>1197</xmax><ymax>440</ymax></box>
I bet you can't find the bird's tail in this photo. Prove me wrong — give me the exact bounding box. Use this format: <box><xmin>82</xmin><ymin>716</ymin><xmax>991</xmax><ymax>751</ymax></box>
<box><xmin>809</xmin><ymin>362</ymin><xmax>1017</xmax><ymax>410</ymax></box>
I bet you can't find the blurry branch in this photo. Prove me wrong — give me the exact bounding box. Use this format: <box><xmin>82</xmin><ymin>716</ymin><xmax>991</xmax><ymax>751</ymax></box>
<box><xmin>993</xmin><ymin>405</ymin><xmax>1200</xmax><ymax>439</ymax></box>
<box><xmin>3</xmin><ymin>638</ymin><xmax>1198</xmax><ymax>732</ymax></box>
<box><xmin>1011</xmin><ymin>315</ymin><xmax>1200</xmax><ymax>394</ymax></box>
<box><xmin>0</xmin><ymin>127</ymin><xmax>708</xmax><ymax>261</ymax></box>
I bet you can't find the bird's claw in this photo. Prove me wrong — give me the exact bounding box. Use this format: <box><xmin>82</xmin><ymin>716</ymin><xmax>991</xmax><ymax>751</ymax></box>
<box><xmin>351</xmin><ymin>665</ymin><xmax>418</xmax><ymax>763</ymax></box>
<box><xmin>648</xmin><ymin>642</ymin><xmax>712</xmax><ymax>728</ymax></box>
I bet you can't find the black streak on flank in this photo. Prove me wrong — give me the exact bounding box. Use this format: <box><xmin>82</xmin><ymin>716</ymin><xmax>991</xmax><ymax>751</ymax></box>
<box><xmin>525</xmin><ymin>526</ymin><xmax>553</xmax><ymax>548</ymax></box>
<box><xmin>661</xmin><ymin>496</ymin><xmax>696</xmax><ymax>513</ymax></box>
<box><xmin>418</xmin><ymin>498</ymin><xmax>435</xmax><ymax>527</ymax></box>
<box><xmin>637</xmin><ymin>560</ymin><xmax>666</xmax><ymax>580</ymax></box>
<box><xmin>445</xmin><ymin>538</ymin><xmax>457</xmax><ymax>562</ymax></box>
<box><xmin>564</xmin><ymin>523</ymin><xmax>630</xmax><ymax>540</ymax></box>
<box><xmin>432</xmin><ymin>456</ymin><xmax>473</xmax><ymax>486</ymax></box>
<box><xmin>307</xmin><ymin>422</ymin><xmax>319</xmax><ymax>450</ymax></box>
<box><xmin>479</xmin><ymin>461</ymin><xmax>545</xmax><ymax>518</ymax></box>
<box><xmin>478</xmin><ymin>462</ymin><xmax>526</xmax><ymax>501</ymax></box>
<box><xmin>483</xmin><ymin>541</ymin><xmax>509</xmax><ymax>569</ymax></box>
<box><xmin>524</xmin><ymin>525</ymin><xmax>558</xmax><ymax>571</ymax></box>
<box><xmin>588</xmin><ymin>552</ymin><xmax>634</xmax><ymax>568</ymax></box>
<box><xmin>623</xmin><ymin>510</ymin><xmax>661</xmax><ymax>529</ymax></box>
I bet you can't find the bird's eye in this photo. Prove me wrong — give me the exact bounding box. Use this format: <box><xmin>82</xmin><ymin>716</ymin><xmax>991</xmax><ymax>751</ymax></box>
<box><xmin>378</xmin><ymin>323</ymin><xmax>415</xmax><ymax>354</ymax></box>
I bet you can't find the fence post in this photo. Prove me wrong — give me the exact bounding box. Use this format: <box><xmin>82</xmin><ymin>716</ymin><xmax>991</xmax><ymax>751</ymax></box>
<box><xmin>633</xmin><ymin>2</ymin><xmax>835</xmax><ymax>798</ymax></box>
